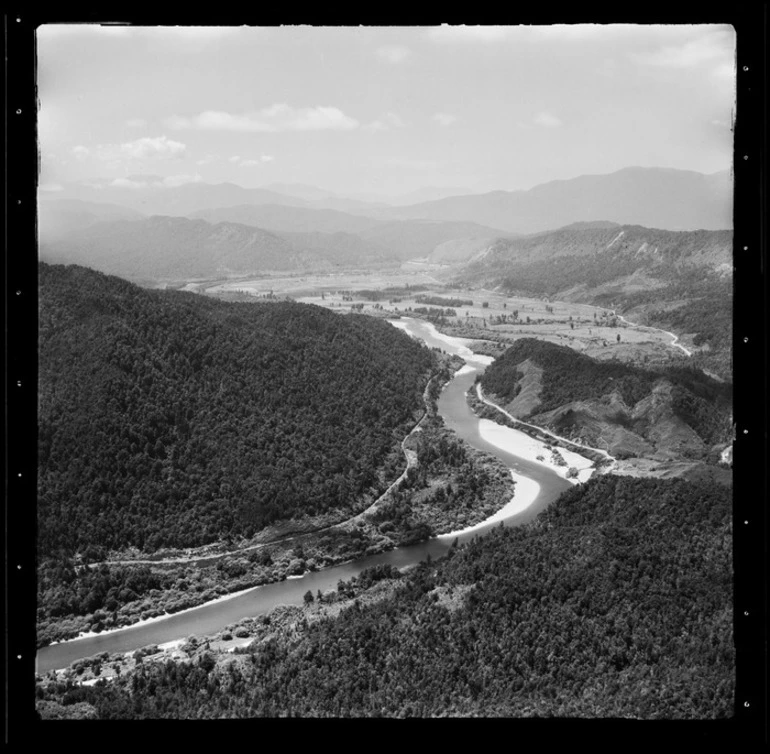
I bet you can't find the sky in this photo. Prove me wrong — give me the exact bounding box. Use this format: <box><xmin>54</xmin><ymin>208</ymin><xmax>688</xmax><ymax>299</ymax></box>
<box><xmin>37</xmin><ymin>24</ymin><xmax>736</xmax><ymax>198</ymax></box>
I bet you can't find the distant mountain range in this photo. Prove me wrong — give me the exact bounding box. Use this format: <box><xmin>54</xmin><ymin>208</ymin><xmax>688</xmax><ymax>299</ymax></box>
<box><xmin>46</xmin><ymin>180</ymin><xmax>312</xmax><ymax>216</ymax></box>
<box><xmin>265</xmin><ymin>182</ymin><xmax>479</xmax><ymax>206</ymax></box>
<box><xmin>37</xmin><ymin>167</ymin><xmax>733</xmax><ymax>283</ymax></box>
<box><xmin>189</xmin><ymin>203</ymin><xmax>383</xmax><ymax>235</ymax></box>
<box><xmin>384</xmin><ymin>168</ymin><xmax>732</xmax><ymax>233</ymax></box>
<box><xmin>41</xmin><ymin>167</ymin><xmax>732</xmax><ymax>236</ymax></box>
<box><xmin>38</xmin><ymin>216</ymin><xmax>399</xmax><ymax>282</ymax></box>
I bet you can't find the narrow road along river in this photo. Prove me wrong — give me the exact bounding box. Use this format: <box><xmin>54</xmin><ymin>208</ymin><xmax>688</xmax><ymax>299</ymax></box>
<box><xmin>36</xmin><ymin>317</ymin><xmax>572</xmax><ymax>674</ymax></box>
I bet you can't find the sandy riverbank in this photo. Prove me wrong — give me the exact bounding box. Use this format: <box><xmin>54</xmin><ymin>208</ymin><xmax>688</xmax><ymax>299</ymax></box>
<box><xmin>477</xmin><ymin>419</ymin><xmax>595</xmax><ymax>485</ymax></box>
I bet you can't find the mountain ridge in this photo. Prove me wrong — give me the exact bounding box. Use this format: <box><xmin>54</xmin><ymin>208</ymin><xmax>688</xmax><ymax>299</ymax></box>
<box><xmin>39</xmin><ymin>215</ymin><xmax>399</xmax><ymax>282</ymax></box>
<box><xmin>384</xmin><ymin>167</ymin><xmax>732</xmax><ymax>233</ymax></box>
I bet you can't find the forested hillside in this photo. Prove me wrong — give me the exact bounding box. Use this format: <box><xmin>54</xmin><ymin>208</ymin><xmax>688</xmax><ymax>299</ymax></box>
<box><xmin>38</xmin><ymin>263</ymin><xmax>435</xmax><ymax>557</ymax></box>
<box><xmin>42</xmin><ymin>475</ymin><xmax>733</xmax><ymax>718</ymax></box>
<box><xmin>480</xmin><ymin>339</ymin><xmax>732</xmax><ymax>459</ymax></box>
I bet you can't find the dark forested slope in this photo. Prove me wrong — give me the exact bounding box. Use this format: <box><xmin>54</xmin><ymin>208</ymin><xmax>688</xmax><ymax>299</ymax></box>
<box><xmin>47</xmin><ymin>475</ymin><xmax>733</xmax><ymax>719</ymax></box>
<box><xmin>38</xmin><ymin>263</ymin><xmax>435</xmax><ymax>557</ymax></box>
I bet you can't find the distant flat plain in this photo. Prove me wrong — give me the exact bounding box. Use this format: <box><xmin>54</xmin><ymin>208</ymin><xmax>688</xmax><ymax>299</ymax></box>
<box><xmin>201</xmin><ymin>270</ymin><xmax>693</xmax><ymax>367</ymax></box>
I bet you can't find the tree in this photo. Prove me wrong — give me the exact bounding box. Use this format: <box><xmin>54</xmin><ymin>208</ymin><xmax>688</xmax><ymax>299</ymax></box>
<box><xmin>303</xmin><ymin>590</ymin><xmax>314</xmax><ymax>605</ymax></box>
<box><xmin>616</xmin><ymin>333</ymin><xmax>621</xmax><ymax>343</ymax></box>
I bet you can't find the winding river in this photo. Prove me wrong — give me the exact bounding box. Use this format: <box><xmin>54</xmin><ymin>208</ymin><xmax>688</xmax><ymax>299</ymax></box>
<box><xmin>36</xmin><ymin>318</ymin><xmax>572</xmax><ymax>674</ymax></box>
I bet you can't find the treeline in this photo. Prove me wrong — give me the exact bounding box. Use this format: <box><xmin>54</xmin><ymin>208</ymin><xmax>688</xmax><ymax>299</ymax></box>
<box><xmin>480</xmin><ymin>338</ymin><xmax>732</xmax><ymax>446</ymax></box>
<box><xmin>415</xmin><ymin>295</ymin><xmax>474</xmax><ymax>307</ymax></box>
<box><xmin>38</xmin><ymin>263</ymin><xmax>435</xmax><ymax>558</ymax></box>
<box><xmin>410</xmin><ymin>306</ymin><xmax>457</xmax><ymax>320</ymax></box>
<box><xmin>346</xmin><ymin>285</ymin><xmax>429</xmax><ymax>302</ymax></box>
<box><xmin>43</xmin><ymin>475</ymin><xmax>733</xmax><ymax>718</ymax></box>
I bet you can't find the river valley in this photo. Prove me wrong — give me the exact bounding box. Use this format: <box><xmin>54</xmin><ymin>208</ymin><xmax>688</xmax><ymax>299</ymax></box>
<box><xmin>36</xmin><ymin>317</ymin><xmax>577</xmax><ymax>675</ymax></box>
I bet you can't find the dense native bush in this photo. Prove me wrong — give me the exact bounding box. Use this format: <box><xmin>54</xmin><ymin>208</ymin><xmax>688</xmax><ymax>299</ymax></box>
<box><xmin>38</xmin><ymin>263</ymin><xmax>435</xmax><ymax>557</ymax></box>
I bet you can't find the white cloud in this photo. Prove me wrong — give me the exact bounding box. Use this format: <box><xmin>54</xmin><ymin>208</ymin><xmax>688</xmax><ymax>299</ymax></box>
<box><xmin>228</xmin><ymin>155</ymin><xmax>241</xmax><ymax>163</ymax></box>
<box><xmin>126</xmin><ymin>118</ymin><xmax>147</xmax><ymax>129</ymax></box>
<box><xmin>433</xmin><ymin>112</ymin><xmax>457</xmax><ymax>127</ymax></box>
<box><xmin>533</xmin><ymin>112</ymin><xmax>562</xmax><ymax>128</ymax></box>
<box><xmin>164</xmin><ymin>105</ymin><xmax>359</xmax><ymax>132</ymax></box>
<box><xmin>119</xmin><ymin>135</ymin><xmax>186</xmax><ymax>159</ymax></box>
<box><xmin>364</xmin><ymin>112</ymin><xmax>406</xmax><ymax>132</ymax></box>
<box><xmin>39</xmin><ymin>183</ymin><xmax>64</xmax><ymax>192</ymax></box>
<box><xmin>376</xmin><ymin>44</ymin><xmax>411</xmax><ymax>64</ymax></box>
<box><xmin>196</xmin><ymin>154</ymin><xmax>217</xmax><ymax>165</ymax></box>
<box><xmin>73</xmin><ymin>136</ymin><xmax>187</xmax><ymax>164</ymax></box>
<box><xmin>291</xmin><ymin>106</ymin><xmax>359</xmax><ymax>131</ymax></box>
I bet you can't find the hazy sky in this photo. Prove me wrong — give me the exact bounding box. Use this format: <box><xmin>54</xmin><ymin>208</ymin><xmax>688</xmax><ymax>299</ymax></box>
<box><xmin>37</xmin><ymin>24</ymin><xmax>736</xmax><ymax>197</ymax></box>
